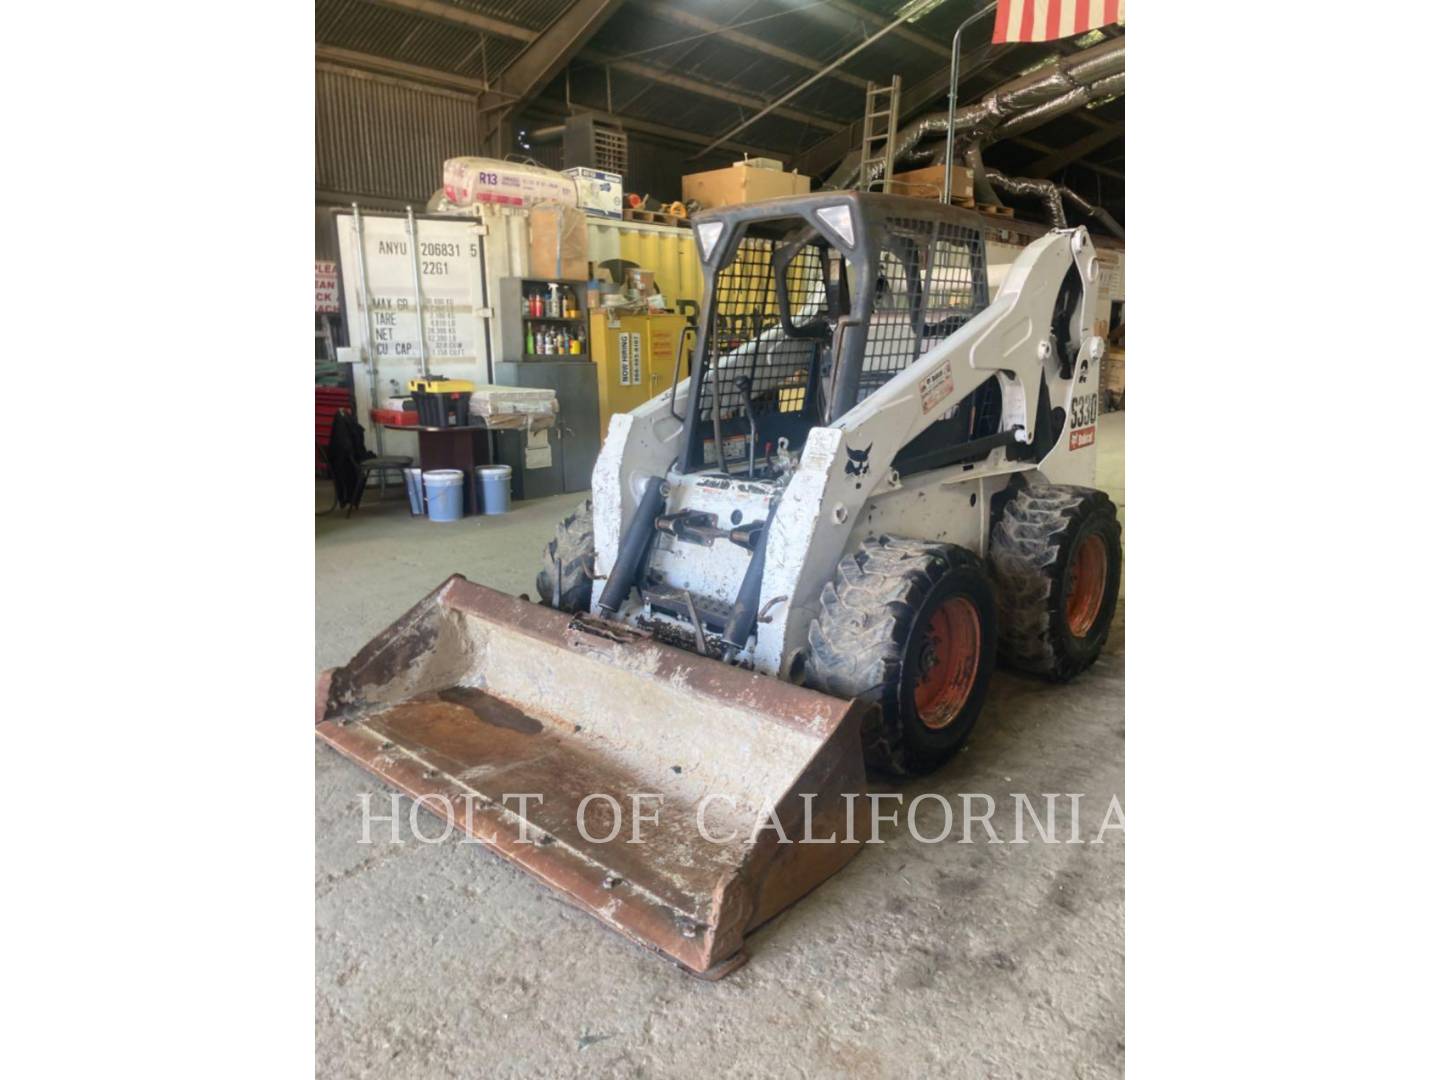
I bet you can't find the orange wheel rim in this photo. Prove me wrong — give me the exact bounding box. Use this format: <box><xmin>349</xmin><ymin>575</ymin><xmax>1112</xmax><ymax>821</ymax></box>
<box><xmin>913</xmin><ymin>597</ymin><xmax>982</xmax><ymax>730</ymax></box>
<box><xmin>1066</xmin><ymin>534</ymin><xmax>1108</xmax><ymax>637</ymax></box>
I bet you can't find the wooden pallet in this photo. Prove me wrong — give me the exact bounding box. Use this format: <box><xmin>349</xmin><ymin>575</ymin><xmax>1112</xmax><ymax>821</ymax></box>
<box><xmin>623</xmin><ymin>207</ymin><xmax>686</xmax><ymax>227</ymax></box>
<box><xmin>977</xmin><ymin>203</ymin><xmax>1015</xmax><ymax>217</ymax></box>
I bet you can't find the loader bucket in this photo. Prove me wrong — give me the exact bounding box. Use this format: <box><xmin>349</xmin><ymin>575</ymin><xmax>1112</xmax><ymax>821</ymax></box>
<box><xmin>316</xmin><ymin>575</ymin><xmax>871</xmax><ymax>977</ymax></box>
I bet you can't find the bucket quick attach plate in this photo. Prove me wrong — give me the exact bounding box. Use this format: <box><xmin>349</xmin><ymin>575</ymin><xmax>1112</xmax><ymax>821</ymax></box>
<box><xmin>316</xmin><ymin>576</ymin><xmax>870</xmax><ymax>977</ymax></box>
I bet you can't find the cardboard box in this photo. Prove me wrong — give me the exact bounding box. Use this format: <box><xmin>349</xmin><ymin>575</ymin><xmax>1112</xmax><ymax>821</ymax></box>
<box><xmin>564</xmin><ymin>166</ymin><xmax>623</xmax><ymax>219</ymax></box>
<box><xmin>529</xmin><ymin>204</ymin><xmax>589</xmax><ymax>280</ymax></box>
<box><xmin>682</xmin><ymin>164</ymin><xmax>811</xmax><ymax>209</ymax></box>
<box><xmin>890</xmin><ymin>164</ymin><xmax>974</xmax><ymax>201</ymax></box>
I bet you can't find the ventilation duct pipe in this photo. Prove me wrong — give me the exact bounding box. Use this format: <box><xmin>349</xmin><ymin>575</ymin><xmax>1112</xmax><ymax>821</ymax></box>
<box><xmin>828</xmin><ymin>37</ymin><xmax>1124</xmax><ymax>192</ymax></box>
<box><xmin>984</xmin><ymin>169</ymin><xmax>1125</xmax><ymax>241</ymax></box>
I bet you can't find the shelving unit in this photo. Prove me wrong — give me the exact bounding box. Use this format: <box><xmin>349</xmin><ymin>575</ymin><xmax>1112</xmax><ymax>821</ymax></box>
<box><xmin>498</xmin><ymin>277</ymin><xmax>591</xmax><ymax>362</ymax></box>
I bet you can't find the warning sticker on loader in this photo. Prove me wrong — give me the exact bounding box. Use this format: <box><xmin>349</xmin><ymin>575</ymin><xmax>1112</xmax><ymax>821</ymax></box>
<box><xmin>702</xmin><ymin>434</ymin><xmax>750</xmax><ymax>465</ymax></box>
<box><xmin>920</xmin><ymin>361</ymin><xmax>954</xmax><ymax>413</ymax></box>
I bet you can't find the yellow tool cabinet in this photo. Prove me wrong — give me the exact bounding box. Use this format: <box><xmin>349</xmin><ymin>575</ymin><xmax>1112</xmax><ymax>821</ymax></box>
<box><xmin>589</xmin><ymin>311</ymin><xmax>692</xmax><ymax>433</ymax></box>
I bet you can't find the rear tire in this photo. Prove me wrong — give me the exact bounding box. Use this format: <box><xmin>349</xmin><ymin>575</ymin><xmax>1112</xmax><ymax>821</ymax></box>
<box><xmin>806</xmin><ymin>536</ymin><xmax>998</xmax><ymax>777</ymax></box>
<box><xmin>535</xmin><ymin>500</ymin><xmax>595</xmax><ymax>614</ymax></box>
<box><xmin>988</xmin><ymin>482</ymin><xmax>1121</xmax><ymax>681</ymax></box>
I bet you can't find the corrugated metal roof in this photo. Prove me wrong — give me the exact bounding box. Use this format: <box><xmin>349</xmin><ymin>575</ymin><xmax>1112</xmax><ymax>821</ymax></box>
<box><xmin>317</xmin><ymin>0</ymin><xmax>526</xmax><ymax>81</ymax></box>
<box><xmin>314</xmin><ymin>0</ymin><xmax>1122</xmax><ymax>200</ymax></box>
<box><xmin>444</xmin><ymin>0</ymin><xmax>577</xmax><ymax>33</ymax></box>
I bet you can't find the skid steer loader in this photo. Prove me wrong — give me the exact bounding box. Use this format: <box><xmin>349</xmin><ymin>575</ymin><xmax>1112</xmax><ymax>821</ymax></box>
<box><xmin>317</xmin><ymin>192</ymin><xmax>1121</xmax><ymax>977</ymax></box>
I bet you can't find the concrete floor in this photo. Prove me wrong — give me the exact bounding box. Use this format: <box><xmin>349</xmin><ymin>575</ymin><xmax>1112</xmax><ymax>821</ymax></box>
<box><xmin>316</xmin><ymin>413</ymin><xmax>1124</xmax><ymax>1079</ymax></box>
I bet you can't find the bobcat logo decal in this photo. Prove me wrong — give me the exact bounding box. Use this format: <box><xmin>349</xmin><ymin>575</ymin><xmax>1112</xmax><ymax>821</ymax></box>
<box><xmin>845</xmin><ymin>443</ymin><xmax>873</xmax><ymax>477</ymax></box>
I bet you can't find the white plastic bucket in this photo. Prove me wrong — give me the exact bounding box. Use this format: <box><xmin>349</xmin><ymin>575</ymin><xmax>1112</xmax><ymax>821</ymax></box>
<box><xmin>478</xmin><ymin>465</ymin><xmax>513</xmax><ymax>515</ymax></box>
<box><xmin>423</xmin><ymin>470</ymin><xmax>465</xmax><ymax>522</ymax></box>
<box><xmin>403</xmin><ymin>468</ymin><xmax>424</xmax><ymax>516</ymax></box>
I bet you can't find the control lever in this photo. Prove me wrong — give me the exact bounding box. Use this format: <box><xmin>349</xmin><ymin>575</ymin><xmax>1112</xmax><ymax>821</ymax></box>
<box><xmin>733</xmin><ymin>375</ymin><xmax>760</xmax><ymax>478</ymax></box>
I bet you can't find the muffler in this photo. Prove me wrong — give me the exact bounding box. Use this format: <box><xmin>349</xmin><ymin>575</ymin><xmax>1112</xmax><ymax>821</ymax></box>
<box><xmin>316</xmin><ymin>576</ymin><xmax>871</xmax><ymax>977</ymax></box>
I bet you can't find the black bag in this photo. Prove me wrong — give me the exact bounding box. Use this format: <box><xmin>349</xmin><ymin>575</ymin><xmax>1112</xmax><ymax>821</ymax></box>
<box><xmin>326</xmin><ymin>410</ymin><xmax>375</xmax><ymax>508</ymax></box>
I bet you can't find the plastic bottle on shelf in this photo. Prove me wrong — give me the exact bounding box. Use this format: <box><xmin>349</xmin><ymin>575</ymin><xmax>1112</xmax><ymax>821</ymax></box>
<box><xmin>526</xmin><ymin>325</ymin><xmax>535</xmax><ymax>355</ymax></box>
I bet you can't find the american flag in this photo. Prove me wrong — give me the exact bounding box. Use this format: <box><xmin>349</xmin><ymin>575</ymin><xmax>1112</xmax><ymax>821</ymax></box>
<box><xmin>993</xmin><ymin>0</ymin><xmax>1125</xmax><ymax>43</ymax></box>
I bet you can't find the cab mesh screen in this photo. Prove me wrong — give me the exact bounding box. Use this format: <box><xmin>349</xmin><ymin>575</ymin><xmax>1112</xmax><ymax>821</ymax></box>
<box><xmin>857</xmin><ymin>216</ymin><xmax>988</xmax><ymax>401</ymax></box>
<box><xmin>697</xmin><ymin>235</ymin><xmax>823</xmax><ymax>422</ymax></box>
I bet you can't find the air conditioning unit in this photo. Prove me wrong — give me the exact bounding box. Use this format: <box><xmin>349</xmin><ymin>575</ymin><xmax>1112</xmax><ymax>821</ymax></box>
<box><xmin>563</xmin><ymin>114</ymin><xmax>628</xmax><ymax>177</ymax></box>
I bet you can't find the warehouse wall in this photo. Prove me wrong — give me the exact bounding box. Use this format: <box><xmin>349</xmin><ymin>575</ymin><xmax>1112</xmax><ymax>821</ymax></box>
<box><xmin>314</xmin><ymin>66</ymin><xmax>740</xmax><ymax>261</ymax></box>
<box><xmin>316</xmin><ymin>66</ymin><xmax>484</xmax><ymax>207</ymax></box>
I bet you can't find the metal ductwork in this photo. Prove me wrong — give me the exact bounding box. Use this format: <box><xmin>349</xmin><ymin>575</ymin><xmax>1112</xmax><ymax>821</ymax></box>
<box><xmin>985</xmin><ymin>171</ymin><xmax>1066</xmax><ymax>228</ymax></box>
<box><xmin>828</xmin><ymin>37</ymin><xmax>1125</xmax><ymax>194</ymax></box>
<box><xmin>984</xmin><ymin>169</ymin><xmax>1125</xmax><ymax>241</ymax></box>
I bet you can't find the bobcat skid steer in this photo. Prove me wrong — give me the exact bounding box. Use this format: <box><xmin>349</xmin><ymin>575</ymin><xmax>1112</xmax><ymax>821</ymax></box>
<box><xmin>316</xmin><ymin>192</ymin><xmax>1121</xmax><ymax>977</ymax></box>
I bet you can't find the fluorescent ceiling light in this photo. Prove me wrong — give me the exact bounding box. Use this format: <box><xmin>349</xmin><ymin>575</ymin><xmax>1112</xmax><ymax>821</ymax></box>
<box><xmin>896</xmin><ymin>0</ymin><xmax>947</xmax><ymax>22</ymax></box>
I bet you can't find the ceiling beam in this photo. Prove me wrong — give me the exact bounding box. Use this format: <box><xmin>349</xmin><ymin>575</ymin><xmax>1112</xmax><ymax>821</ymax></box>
<box><xmin>1026</xmin><ymin>122</ymin><xmax>1123</xmax><ymax>177</ymax></box>
<box><xmin>792</xmin><ymin>42</ymin><xmax>1013</xmax><ymax>178</ymax></box>
<box><xmin>1067</xmin><ymin>158</ymin><xmax>1124</xmax><ymax>182</ymax></box>
<box><xmin>351</xmin><ymin>0</ymin><xmax>844</xmax><ymax>138</ymax></box>
<box><xmin>361</xmin><ymin>0</ymin><xmax>535</xmax><ymax>44</ymax></box>
<box><xmin>316</xmin><ymin>46</ymin><xmax>487</xmax><ymax>95</ymax></box>
<box><xmin>630</xmin><ymin>0</ymin><xmax>871</xmax><ymax>90</ymax></box>
<box><xmin>818</xmin><ymin>0</ymin><xmax>950</xmax><ymax>59</ymax></box>
<box><xmin>315</xmin><ymin>49</ymin><xmax>791</xmax><ymax>166</ymax></box>
<box><xmin>1010</xmin><ymin>136</ymin><xmax>1124</xmax><ymax>181</ymax></box>
<box><xmin>577</xmin><ymin>49</ymin><xmax>846</xmax><ymax>133</ymax></box>
<box><xmin>476</xmin><ymin>0</ymin><xmax>626</xmax><ymax>124</ymax></box>
<box><xmin>526</xmin><ymin>99</ymin><xmax>783</xmax><ymax>160</ymax></box>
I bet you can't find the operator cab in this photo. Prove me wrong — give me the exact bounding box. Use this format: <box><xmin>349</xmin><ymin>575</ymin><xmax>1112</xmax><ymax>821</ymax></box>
<box><xmin>680</xmin><ymin>191</ymin><xmax>1000</xmax><ymax>479</ymax></box>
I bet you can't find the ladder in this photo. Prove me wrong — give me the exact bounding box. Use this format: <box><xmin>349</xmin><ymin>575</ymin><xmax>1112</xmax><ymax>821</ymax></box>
<box><xmin>858</xmin><ymin>76</ymin><xmax>901</xmax><ymax>193</ymax></box>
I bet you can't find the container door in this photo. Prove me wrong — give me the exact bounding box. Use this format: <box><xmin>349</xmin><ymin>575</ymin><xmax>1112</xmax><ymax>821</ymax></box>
<box><xmin>335</xmin><ymin>210</ymin><xmax>494</xmax><ymax>462</ymax></box>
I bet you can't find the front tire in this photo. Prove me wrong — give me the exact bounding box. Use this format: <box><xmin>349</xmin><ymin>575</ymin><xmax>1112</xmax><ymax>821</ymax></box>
<box><xmin>989</xmin><ymin>482</ymin><xmax>1122</xmax><ymax>681</ymax></box>
<box><xmin>535</xmin><ymin>500</ymin><xmax>595</xmax><ymax>613</ymax></box>
<box><xmin>806</xmin><ymin>536</ymin><xmax>998</xmax><ymax>777</ymax></box>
